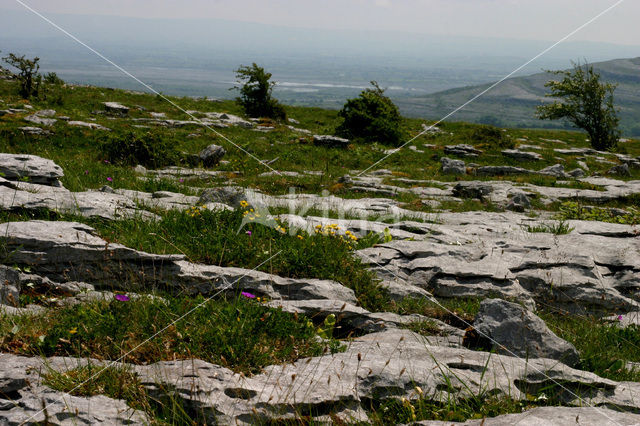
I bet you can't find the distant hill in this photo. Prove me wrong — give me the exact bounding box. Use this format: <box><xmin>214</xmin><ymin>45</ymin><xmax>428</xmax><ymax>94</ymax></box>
<box><xmin>397</xmin><ymin>57</ymin><xmax>640</xmax><ymax>136</ymax></box>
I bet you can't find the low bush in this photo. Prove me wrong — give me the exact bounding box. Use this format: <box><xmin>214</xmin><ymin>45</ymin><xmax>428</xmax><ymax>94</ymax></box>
<box><xmin>101</xmin><ymin>131</ymin><xmax>182</xmax><ymax>168</ymax></box>
<box><xmin>336</xmin><ymin>81</ymin><xmax>404</xmax><ymax>146</ymax></box>
<box><xmin>470</xmin><ymin>125</ymin><xmax>514</xmax><ymax>149</ymax></box>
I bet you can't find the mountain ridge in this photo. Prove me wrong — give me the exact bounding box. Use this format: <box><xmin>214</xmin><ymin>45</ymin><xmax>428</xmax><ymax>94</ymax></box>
<box><xmin>398</xmin><ymin>57</ymin><xmax>640</xmax><ymax>135</ymax></box>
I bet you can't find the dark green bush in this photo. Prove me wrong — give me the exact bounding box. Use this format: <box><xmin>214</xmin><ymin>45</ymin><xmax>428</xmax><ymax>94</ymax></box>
<box><xmin>470</xmin><ymin>125</ymin><xmax>514</xmax><ymax>149</ymax></box>
<box><xmin>336</xmin><ymin>81</ymin><xmax>404</xmax><ymax>146</ymax></box>
<box><xmin>2</xmin><ymin>52</ymin><xmax>41</xmax><ymax>99</ymax></box>
<box><xmin>101</xmin><ymin>131</ymin><xmax>182</xmax><ymax>168</ymax></box>
<box><xmin>233</xmin><ymin>63</ymin><xmax>287</xmax><ymax>121</ymax></box>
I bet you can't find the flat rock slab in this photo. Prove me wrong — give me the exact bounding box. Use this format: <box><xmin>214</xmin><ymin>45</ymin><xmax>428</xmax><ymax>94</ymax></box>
<box><xmin>103</xmin><ymin>101</ymin><xmax>129</xmax><ymax>115</ymax></box>
<box><xmin>313</xmin><ymin>135</ymin><xmax>350</xmax><ymax>148</ymax></box>
<box><xmin>502</xmin><ymin>149</ymin><xmax>543</xmax><ymax>161</ymax></box>
<box><xmin>0</xmin><ymin>181</ymin><xmax>157</xmax><ymax>220</ymax></box>
<box><xmin>132</xmin><ymin>329</ymin><xmax>634</xmax><ymax>423</ymax></box>
<box><xmin>2</xmin><ymin>325</ymin><xmax>639</xmax><ymax>424</ymax></box>
<box><xmin>444</xmin><ymin>144</ymin><xmax>482</xmax><ymax>157</ymax></box>
<box><xmin>0</xmin><ymin>220</ymin><xmax>357</xmax><ymax>303</ymax></box>
<box><xmin>0</xmin><ymin>354</ymin><xmax>148</xmax><ymax>424</ymax></box>
<box><xmin>68</xmin><ymin>120</ymin><xmax>110</xmax><ymax>131</ymax></box>
<box><xmin>23</xmin><ymin>114</ymin><xmax>56</xmax><ymax>126</ymax></box>
<box><xmin>413</xmin><ymin>406</ymin><xmax>640</xmax><ymax>425</ymax></box>
<box><xmin>0</xmin><ymin>153</ymin><xmax>64</xmax><ymax>186</ymax></box>
<box><xmin>358</xmin><ymin>211</ymin><xmax>640</xmax><ymax>315</ymax></box>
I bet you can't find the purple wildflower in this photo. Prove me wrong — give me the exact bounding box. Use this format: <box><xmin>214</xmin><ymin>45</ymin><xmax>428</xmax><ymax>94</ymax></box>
<box><xmin>114</xmin><ymin>294</ymin><xmax>130</xmax><ymax>302</ymax></box>
<box><xmin>241</xmin><ymin>291</ymin><xmax>256</xmax><ymax>299</ymax></box>
<box><xmin>618</xmin><ymin>315</ymin><xmax>624</xmax><ymax>321</ymax></box>
<box><xmin>84</xmin><ymin>170</ymin><xmax>89</xmax><ymax>175</ymax></box>
<box><xmin>246</xmin><ymin>231</ymin><xmax>252</xmax><ymax>236</ymax></box>
<box><xmin>179</xmin><ymin>178</ymin><xmax>185</xmax><ymax>183</ymax></box>
<box><xmin>106</xmin><ymin>177</ymin><xmax>113</xmax><ymax>182</ymax></box>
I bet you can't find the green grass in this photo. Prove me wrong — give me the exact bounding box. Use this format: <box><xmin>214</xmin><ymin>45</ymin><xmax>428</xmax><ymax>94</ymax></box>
<box><xmin>2</xmin><ymin>78</ymin><xmax>638</xmax><ymax>203</ymax></box>
<box><xmin>557</xmin><ymin>201</ymin><xmax>640</xmax><ymax>225</ymax></box>
<box><xmin>541</xmin><ymin>311</ymin><xmax>640</xmax><ymax>382</ymax></box>
<box><xmin>89</xmin><ymin>207</ymin><xmax>389</xmax><ymax>311</ymax></box>
<box><xmin>43</xmin><ymin>364</ymin><xmax>200</xmax><ymax>424</ymax></box>
<box><xmin>1</xmin><ymin>294</ymin><xmax>340</xmax><ymax>375</ymax></box>
<box><xmin>390</xmin><ymin>297</ymin><xmax>482</xmax><ymax>329</ymax></box>
<box><xmin>526</xmin><ymin>221</ymin><xmax>574</xmax><ymax>235</ymax></box>
<box><xmin>367</xmin><ymin>394</ymin><xmax>543</xmax><ymax>424</ymax></box>
<box><xmin>401</xmin><ymin>320</ymin><xmax>444</xmax><ymax>336</ymax></box>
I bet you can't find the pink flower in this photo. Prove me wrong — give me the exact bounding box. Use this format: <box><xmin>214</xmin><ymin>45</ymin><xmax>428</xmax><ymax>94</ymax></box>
<box><xmin>114</xmin><ymin>294</ymin><xmax>130</xmax><ymax>302</ymax></box>
<box><xmin>106</xmin><ymin>177</ymin><xmax>113</xmax><ymax>182</ymax></box>
<box><xmin>179</xmin><ymin>178</ymin><xmax>184</xmax><ymax>183</ymax></box>
<box><xmin>618</xmin><ymin>315</ymin><xmax>624</xmax><ymax>321</ymax></box>
<box><xmin>246</xmin><ymin>231</ymin><xmax>252</xmax><ymax>236</ymax></box>
<box><xmin>241</xmin><ymin>291</ymin><xmax>256</xmax><ymax>299</ymax></box>
<box><xmin>84</xmin><ymin>170</ymin><xmax>89</xmax><ymax>175</ymax></box>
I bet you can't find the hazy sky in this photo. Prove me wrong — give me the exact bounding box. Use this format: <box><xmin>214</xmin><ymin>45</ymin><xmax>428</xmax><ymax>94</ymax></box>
<box><xmin>2</xmin><ymin>0</ymin><xmax>639</xmax><ymax>46</ymax></box>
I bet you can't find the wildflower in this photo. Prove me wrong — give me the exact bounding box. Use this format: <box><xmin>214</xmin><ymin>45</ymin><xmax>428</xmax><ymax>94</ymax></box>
<box><xmin>179</xmin><ymin>178</ymin><xmax>184</xmax><ymax>183</ymax></box>
<box><xmin>106</xmin><ymin>177</ymin><xmax>113</xmax><ymax>182</ymax></box>
<box><xmin>104</xmin><ymin>160</ymin><xmax>110</xmax><ymax>164</ymax></box>
<box><xmin>618</xmin><ymin>315</ymin><xmax>624</xmax><ymax>321</ymax></box>
<box><xmin>297</xmin><ymin>235</ymin><xmax>303</xmax><ymax>240</ymax></box>
<box><xmin>69</xmin><ymin>327</ymin><xmax>78</xmax><ymax>335</ymax></box>
<box><xmin>240</xmin><ymin>200</ymin><xmax>249</xmax><ymax>208</ymax></box>
<box><xmin>114</xmin><ymin>294</ymin><xmax>130</xmax><ymax>302</ymax></box>
<box><xmin>84</xmin><ymin>170</ymin><xmax>89</xmax><ymax>175</ymax></box>
<box><xmin>241</xmin><ymin>291</ymin><xmax>256</xmax><ymax>299</ymax></box>
<box><xmin>246</xmin><ymin>231</ymin><xmax>252</xmax><ymax>236</ymax></box>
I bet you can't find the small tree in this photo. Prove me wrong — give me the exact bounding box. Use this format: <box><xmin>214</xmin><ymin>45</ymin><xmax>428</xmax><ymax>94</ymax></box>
<box><xmin>2</xmin><ymin>52</ymin><xmax>42</xmax><ymax>99</ymax></box>
<box><xmin>536</xmin><ymin>62</ymin><xmax>620</xmax><ymax>151</ymax></box>
<box><xmin>233</xmin><ymin>63</ymin><xmax>286</xmax><ymax>121</ymax></box>
<box><xmin>336</xmin><ymin>81</ymin><xmax>403</xmax><ymax>145</ymax></box>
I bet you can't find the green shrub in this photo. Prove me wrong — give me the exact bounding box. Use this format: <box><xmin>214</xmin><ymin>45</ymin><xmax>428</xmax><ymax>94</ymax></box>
<box><xmin>1</xmin><ymin>52</ymin><xmax>41</xmax><ymax>99</ymax></box>
<box><xmin>470</xmin><ymin>125</ymin><xmax>514</xmax><ymax>149</ymax></box>
<box><xmin>537</xmin><ymin>63</ymin><xmax>620</xmax><ymax>151</ymax></box>
<box><xmin>336</xmin><ymin>81</ymin><xmax>404</xmax><ymax>145</ymax></box>
<box><xmin>233</xmin><ymin>63</ymin><xmax>287</xmax><ymax>121</ymax></box>
<box><xmin>101</xmin><ymin>131</ymin><xmax>182</xmax><ymax>168</ymax></box>
<box><xmin>43</xmin><ymin>72</ymin><xmax>64</xmax><ymax>85</ymax></box>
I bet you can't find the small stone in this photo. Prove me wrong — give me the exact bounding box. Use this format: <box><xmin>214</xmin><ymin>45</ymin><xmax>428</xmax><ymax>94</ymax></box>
<box><xmin>506</xmin><ymin>192</ymin><xmax>531</xmax><ymax>212</ymax></box>
<box><xmin>35</xmin><ymin>109</ymin><xmax>56</xmax><ymax>117</ymax></box>
<box><xmin>199</xmin><ymin>144</ymin><xmax>226</xmax><ymax>167</ymax></box>
<box><xmin>501</xmin><ymin>149</ymin><xmax>543</xmax><ymax>161</ymax></box>
<box><xmin>103</xmin><ymin>102</ymin><xmax>129</xmax><ymax>115</ymax></box>
<box><xmin>452</xmin><ymin>181</ymin><xmax>492</xmax><ymax>199</ymax></box>
<box><xmin>0</xmin><ymin>266</ymin><xmax>20</xmax><ymax>307</ymax></box>
<box><xmin>465</xmin><ymin>298</ymin><xmax>580</xmax><ymax>366</ymax></box>
<box><xmin>24</xmin><ymin>114</ymin><xmax>56</xmax><ymax>126</ymax></box>
<box><xmin>313</xmin><ymin>135</ymin><xmax>350</xmax><ymax>148</ymax></box>
<box><xmin>538</xmin><ymin>164</ymin><xmax>567</xmax><ymax>178</ymax></box>
<box><xmin>568</xmin><ymin>168</ymin><xmax>586</xmax><ymax>178</ymax></box>
<box><xmin>444</xmin><ymin>144</ymin><xmax>482</xmax><ymax>157</ymax></box>
<box><xmin>607</xmin><ymin>163</ymin><xmax>631</xmax><ymax>177</ymax></box>
<box><xmin>441</xmin><ymin>157</ymin><xmax>466</xmax><ymax>175</ymax></box>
